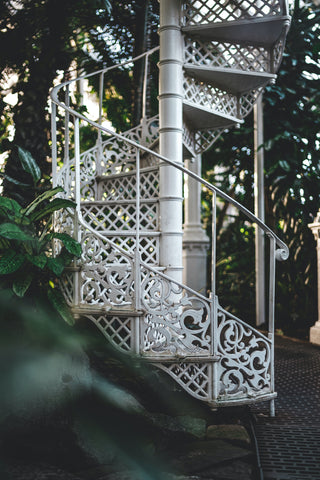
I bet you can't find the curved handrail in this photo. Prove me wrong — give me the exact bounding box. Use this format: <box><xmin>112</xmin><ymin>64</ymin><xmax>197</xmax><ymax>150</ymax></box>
<box><xmin>50</xmin><ymin>49</ymin><xmax>288</xmax><ymax>260</ymax></box>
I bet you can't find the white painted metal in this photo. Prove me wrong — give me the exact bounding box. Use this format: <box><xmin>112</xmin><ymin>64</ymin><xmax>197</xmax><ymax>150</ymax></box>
<box><xmin>309</xmin><ymin>210</ymin><xmax>320</xmax><ymax>345</ymax></box>
<box><xmin>50</xmin><ymin>0</ymin><xmax>291</xmax><ymax>410</ymax></box>
<box><xmin>183</xmin><ymin>155</ymin><xmax>209</xmax><ymax>295</ymax></box>
<box><xmin>158</xmin><ymin>0</ymin><xmax>184</xmax><ymax>283</ymax></box>
<box><xmin>254</xmin><ymin>95</ymin><xmax>266</xmax><ymax>327</ymax></box>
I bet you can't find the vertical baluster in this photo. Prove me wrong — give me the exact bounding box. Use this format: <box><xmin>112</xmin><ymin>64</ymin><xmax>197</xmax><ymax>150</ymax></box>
<box><xmin>269</xmin><ymin>236</ymin><xmax>276</xmax><ymax>417</ymax></box>
<box><xmin>142</xmin><ymin>52</ymin><xmax>148</xmax><ymax>121</ymax></box>
<box><xmin>211</xmin><ymin>191</ymin><xmax>218</xmax><ymax>403</ymax></box>
<box><xmin>51</xmin><ymin>102</ymin><xmax>57</xmax><ymax>188</ymax></box>
<box><xmin>97</xmin><ymin>72</ymin><xmax>104</xmax><ymax>149</ymax></box>
<box><xmin>64</xmin><ymin>85</ymin><xmax>70</xmax><ymax>165</ymax></box>
<box><xmin>134</xmin><ymin>148</ymin><xmax>141</xmax><ymax>355</ymax></box>
<box><xmin>211</xmin><ymin>190</ymin><xmax>217</xmax><ymax>297</ymax></box>
<box><xmin>73</xmin><ymin>116</ymin><xmax>81</xmax><ymax>309</ymax></box>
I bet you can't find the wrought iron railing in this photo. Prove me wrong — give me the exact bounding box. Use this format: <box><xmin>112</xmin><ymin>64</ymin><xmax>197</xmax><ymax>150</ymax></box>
<box><xmin>50</xmin><ymin>46</ymin><xmax>288</xmax><ymax>409</ymax></box>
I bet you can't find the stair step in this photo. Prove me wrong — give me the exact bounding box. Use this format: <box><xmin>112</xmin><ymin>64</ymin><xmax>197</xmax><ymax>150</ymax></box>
<box><xmin>183</xmin><ymin>100</ymin><xmax>243</xmax><ymax>131</ymax></box>
<box><xmin>182</xmin><ymin>16</ymin><xmax>290</xmax><ymax>47</ymax></box>
<box><xmin>73</xmin><ymin>306</ymin><xmax>144</xmax><ymax>316</ymax></box>
<box><xmin>184</xmin><ymin>66</ymin><xmax>276</xmax><ymax>95</ymax></box>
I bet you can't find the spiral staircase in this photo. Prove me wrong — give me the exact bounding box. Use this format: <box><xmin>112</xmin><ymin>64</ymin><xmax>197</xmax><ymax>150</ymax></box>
<box><xmin>51</xmin><ymin>0</ymin><xmax>290</xmax><ymax>413</ymax></box>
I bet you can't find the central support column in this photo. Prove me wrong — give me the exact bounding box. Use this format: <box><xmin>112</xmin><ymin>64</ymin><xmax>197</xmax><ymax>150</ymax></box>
<box><xmin>183</xmin><ymin>155</ymin><xmax>210</xmax><ymax>294</ymax></box>
<box><xmin>158</xmin><ymin>0</ymin><xmax>184</xmax><ymax>283</ymax></box>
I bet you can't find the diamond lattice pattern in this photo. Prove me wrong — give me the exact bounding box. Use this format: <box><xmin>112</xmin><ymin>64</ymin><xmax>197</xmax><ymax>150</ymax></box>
<box><xmin>183</xmin><ymin>0</ymin><xmax>282</xmax><ymax>26</ymax></box>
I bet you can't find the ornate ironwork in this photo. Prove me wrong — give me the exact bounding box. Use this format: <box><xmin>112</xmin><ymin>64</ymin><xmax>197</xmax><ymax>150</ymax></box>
<box><xmin>217</xmin><ymin>306</ymin><xmax>272</xmax><ymax>399</ymax></box>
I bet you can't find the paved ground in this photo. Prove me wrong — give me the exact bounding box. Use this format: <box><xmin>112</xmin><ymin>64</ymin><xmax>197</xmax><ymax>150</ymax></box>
<box><xmin>252</xmin><ymin>335</ymin><xmax>320</xmax><ymax>480</ymax></box>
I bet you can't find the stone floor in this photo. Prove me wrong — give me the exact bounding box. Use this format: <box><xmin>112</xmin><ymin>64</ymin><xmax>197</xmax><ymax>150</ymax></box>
<box><xmin>252</xmin><ymin>335</ymin><xmax>320</xmax><ymax>480</ymax></box>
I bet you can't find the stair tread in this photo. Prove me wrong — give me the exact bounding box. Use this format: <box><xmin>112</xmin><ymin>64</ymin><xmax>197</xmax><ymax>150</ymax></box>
<box><xmin>182</xmin><ymin>15</ymin><xmax>291</xmax><ymax>47</ymax></box>
<box><xmin>184</xmin><ymin>65</ymin><xmax>276</xmax><ymax>94</ymax></box>
<box><xmin>183</xmin><ymin>100</ymin><xmax>243</xmax><ymax>131</ymax></box>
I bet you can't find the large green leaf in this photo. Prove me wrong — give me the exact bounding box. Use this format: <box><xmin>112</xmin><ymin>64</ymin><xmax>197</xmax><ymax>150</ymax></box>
<box><xmin>30</xmin><ymin>198</ymin><xmax>77</xmax><ymax>222</ymax></box>
<box><xmin>13</xmin><ymin>271</ymin><xmax>33</xmax><ymax>297</ymax></box>
<box><xmin>47</xmin><ymin>256</ymin><xmax>66</xmax><ymax>276</ymax></box>
<box><xmin>0</xmin><ymin>197</ymin><xmax>22</xmax><ymax>218</ymax></box>
<box><xmin>0</xmin><ymin>223</ymin><xmax>33</xmax><ymax>242</ymax></box>
<box><xmin>17</xmin><ymin>146</ymin><xmax>41</xmax><ymax>183</ymax></box>
<box><xmin>0</xmin><ymin>250</ymin><xmax>25</xmax><ymax>274</ymax></box>
<box><xmin>21</xmin><ymin>186</ymin><xmax>64</xmax><ymax>217</ymax></box>
<box><xmin>26</xmin><ymin>252</ymin><xmax>47</xmax><ymax>269</ymax></box>
<box><xmin>3</xmin><ymin>173</ymin><xmax>33</xmax><ymax>188</ymax></box>
<box><xmin>47</xmin><ymin>287</ymin><xmax>75</xmax><ymax>326</ymax></box>
<box><xmin>52</xmin><ymin>233</ymin><xmax>82</xmax><ymax>257</ymax></box>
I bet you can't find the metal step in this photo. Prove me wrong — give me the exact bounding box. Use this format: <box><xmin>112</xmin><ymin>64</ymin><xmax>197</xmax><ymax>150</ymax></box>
<box><xmin>182</xmin><ymin>16</ymin><xmax>291</xmax><ymax>47</ymax></box>
<box><xmin>184</xmin><ymin>65</ymin><xmax>276</xmax><ymax>95</ymax></box>
<box><xmin>183</xmin><ymin>99</ymin><xmax>243</xmax><ymax>131</ymax></box>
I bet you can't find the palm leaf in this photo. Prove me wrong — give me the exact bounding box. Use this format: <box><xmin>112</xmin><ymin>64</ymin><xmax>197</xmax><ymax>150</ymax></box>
<box><xmin>17</xmin><ymin>146</ymin><xmax>41</xmax><ymax>183</ymax></box>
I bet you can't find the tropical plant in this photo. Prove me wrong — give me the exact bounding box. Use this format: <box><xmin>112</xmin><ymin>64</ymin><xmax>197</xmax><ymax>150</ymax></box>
<box><xmin>0</xmin><ymin>147</ymin><xmax>81</xmax><ymax>325</ymax></box>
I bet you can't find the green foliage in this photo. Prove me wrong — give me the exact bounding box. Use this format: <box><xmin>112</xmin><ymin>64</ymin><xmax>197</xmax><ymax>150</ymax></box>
<box><xmin>0</xmin><ymin>149</ymin><xmax>81</xmax><ymax>325</ymax></box>
<box><xmin>203</xmin><ymin>2</ymin><xmax>320</xmax><ymax>338</ymax></box>
<box><xmin>0</xmin><ymin>290</ymin><xmax>206</xmax><ymax>479</ymax></box>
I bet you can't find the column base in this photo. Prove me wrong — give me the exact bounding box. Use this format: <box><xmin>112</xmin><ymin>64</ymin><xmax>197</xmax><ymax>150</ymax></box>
<box><xmin>182</xmin><ymin>236</ymin><xmax>210</xmax><ymax>295</ymax></box>
<box><xmin>310</xmin><ymin>321</ymin><xmax>320</xmax><ymax>345</ymax></box>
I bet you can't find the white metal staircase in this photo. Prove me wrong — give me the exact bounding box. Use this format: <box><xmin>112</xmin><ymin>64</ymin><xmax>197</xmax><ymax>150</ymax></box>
<box><xmin>51</xmin><ymin>0</ymin><xmax>290</xmax><ymax>413</ymax></box>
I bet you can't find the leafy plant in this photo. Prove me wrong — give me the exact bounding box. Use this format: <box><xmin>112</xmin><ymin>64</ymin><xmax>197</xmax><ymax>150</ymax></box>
<box><xmin>0</xmin><ymin>147</ymin><xmax>81</xmax><ymax>325</ymax></box>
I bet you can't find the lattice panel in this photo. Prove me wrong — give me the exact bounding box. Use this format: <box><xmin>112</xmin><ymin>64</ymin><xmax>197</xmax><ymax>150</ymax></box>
<box><xmin>184</xmin><ymin>75</ymin><xmax>238</xmax><ymax>117</ymax></box>
<box><xmin>217</xmin><ymin>306</ymin><xmax>272</xmax><ymax>399</ymax></box>
<box><xmin>184</xmin><ymin>38</ymin><xmax>271</xmax><ymax>73</ymax></box>
<box><xmin>183</xmin><ymin>120</ymin><xmax>196</xmax><ymax>155</ymax></box>
<box><xmin>273</xmin><ymin>36</ymin><xmax>286</xmax><ymax>72</ymax></box>
<box><xmin>100</xmin><ymin>173</ymin><xmax>137</xmax><ymax>201</ymax></box>
<box><xmin>81</xmin><ymin>201</ymin><xmax>159</xmax><ymax>232</ymax></box>
<box><xmin>158</xmin><ymin>363</ymin><xmax>210</xmax><ymax>401</ymax></box>
<box><xmin>87</xmin><ymin>314</ymin><xmax>133</xmax><ymax>352</ymax></box>
<box><xmin>194</xmin><ymin>128</ymin><xmax>225</xmax><ymax>154</ymax></box>
<box><xmin>141</xmin><ymin>267</ymin><xmax>211</xmax><ymax>356</ymax></box>
<box><xmin>140</xmin><ymin>168</ymin><xmax>160</xmax><ymax>199</ymax></box>
<box><xmin>183</xmin><ymin>0</ymin><xmax>282</xmax><ymax>26</ymax></box>
<box><xmin>239</xmin><ymin>88</ymin><xmax>262</xmax><ymax>117</ymax></box>
<box><xmin>59</xmin><ymin>271</ymin><xmax>75</xmax><ymax>306</ymax></box>
<box><xmin>100</xmin><ymin>235</ymin><xmax>159</xmax><ymax>265</ymax></box>
<box><xmin>80</xmin><ymin>233</ymin><xmax>134</xmax><ymax>307</ymax></box>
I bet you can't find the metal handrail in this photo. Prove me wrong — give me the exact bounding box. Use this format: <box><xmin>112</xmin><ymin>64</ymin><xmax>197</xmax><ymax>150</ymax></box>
<box><xmin>50</xmin><ymin>48</ymin><xmax>288</xmax><ymax>261</ymax></box>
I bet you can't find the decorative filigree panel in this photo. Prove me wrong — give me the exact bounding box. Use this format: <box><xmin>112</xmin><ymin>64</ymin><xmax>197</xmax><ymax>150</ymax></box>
<box><xmin>80</xmin><ymin>233</ymin><xmax>134</xmax><ymax>307</ymax></box>
<box><xmin>122</xmin><ymin>115</ymin><xmax>159</xmax><ymax>146</ymax></box>
<box><xmin>157</xmin><ymin>362</ymin><xmax>210</xmax><ymax>401</ymax></box>
<box><xmin>184</xmin><ymin>38</ymin><xmax>270</xmax><ymax>73</ymax></box>
<box><xmin>98</xmin><ymin>235</ymin><xmax>159</xmax><ymax>265</ymax></box>
<box><xmin>183</xmin><ymin>0</ymin><xmax>282</xmax><ymax>26</ymax></box>
<box><xmin>141</xmin><ymin>268</ymin><xmax>211</xmax><ymax>356</ymax></box>
<box><xmin>86</xmin><ymin>314</ymin><xmax>133</xmax><ymax>352</ymax></box>
<box><xmin>99</xmin><ymin>139</ymin><xmax>138</xmax><ymax>176</ymax></box>
<box><xmin>79</xmin><ymin>149</ymin><xmax>98</xmax><ymax>200</ymax></box>
<box><xmin>217</xmin><ymin>307</ymin><xmax>272</xmax><ymax>398</ymax></box>
<box><xmin>57</xmin><ymin>161</ymin><xmax>75</xmax><ymax>199</ymax></box>
<box><xmin>184</xmin><ymin>76</ymin><xmax>238</xmax><ymax>118</ymax></box>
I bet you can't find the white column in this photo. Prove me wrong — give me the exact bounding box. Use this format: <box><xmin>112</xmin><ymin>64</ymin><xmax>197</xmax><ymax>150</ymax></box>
<box><xmin>254</xmin><ymin>95</ymin><xmax>265</xmax><ymax>326</ymax></box>
<box><xmin>158</xmin><ymin>0</ymin><xmax>184</xmax><ymax>283</ymax></box>
<box><xmin>309</xmin><ymin>209</ymin><xmax>320</xmax><ymax>345</ymax></box>
<box><xmin>183</xmin><ymin>155</ymin><xmax>210</xmax><ymax>294</ymax></box>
